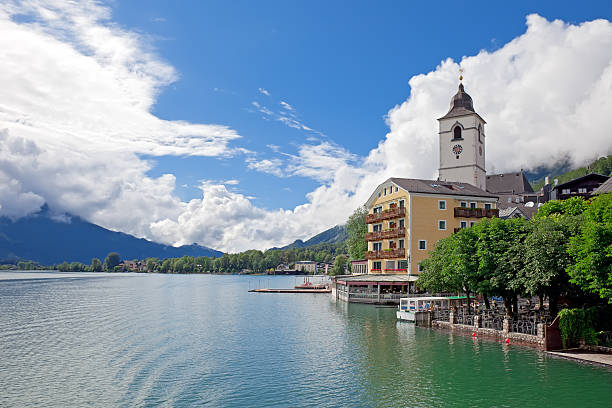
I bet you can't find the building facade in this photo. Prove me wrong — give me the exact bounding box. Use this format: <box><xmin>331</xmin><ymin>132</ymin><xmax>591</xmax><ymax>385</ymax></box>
<box><xmin>365</xmin><ymin>178</ymin><xmax>497</xmax><ymax>275</ymax></box>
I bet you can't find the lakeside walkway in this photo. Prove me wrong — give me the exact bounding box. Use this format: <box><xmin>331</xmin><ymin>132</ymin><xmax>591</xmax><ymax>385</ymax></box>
<box><xmin>547</xmin><ymin>351</ymin><xmax>612</xmax><ymax>368</ymax></box>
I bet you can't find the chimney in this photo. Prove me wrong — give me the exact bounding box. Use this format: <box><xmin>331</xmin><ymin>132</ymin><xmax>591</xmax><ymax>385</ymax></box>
<box><xmin>554</xmin><ymin>179</ymin><xmax>559</xmax><ymax>186</ymax></box>
<box><xmin>545</xmin><ymin>176</ymin><xmax>550</xmax><ymax>185</ymax></box>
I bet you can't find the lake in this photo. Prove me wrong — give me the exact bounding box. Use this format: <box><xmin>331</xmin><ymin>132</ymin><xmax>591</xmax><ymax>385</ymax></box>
<box><xmin>0</xmin><ymin>272</ymin><xmax>610</xmax><ymax>407</ymax></box>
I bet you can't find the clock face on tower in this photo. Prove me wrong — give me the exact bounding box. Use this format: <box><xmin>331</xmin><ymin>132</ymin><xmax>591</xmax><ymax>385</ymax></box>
<box><xmin>452</xmin><ymin>144</ymin><xmax>463</xmax><ymax>155</ymax></box>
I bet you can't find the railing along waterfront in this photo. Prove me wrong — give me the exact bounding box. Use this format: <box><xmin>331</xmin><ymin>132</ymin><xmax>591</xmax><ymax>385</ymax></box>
<box><xmin>366</xmin><ymin>207</ymin><xmax>406</xmax><ymax>223</ymax></box>
<box><xmin>365</xmin><ymin>248</ymin><xmax>405</xmax><ymax>260</ymax></box>
<box><xmin>453</xmin><ymin>207</ymin><xmax>499</xmax><ymax>218</ymax></box>
<box><xmin>364</xmin><ymin>227</ymin><xmax>406</xmax><ymax>241</ymax></box>
<box><xmin>481</xmin><ymin>311</ymin><xmax>504</xmax><ymax>331</ymax></box>
<box><xmin>511</xmin><ymin>318</ymin><xmax>538</xmax><ymax>336</ymax></box>
<box><xmin>433</xmin><ymin>309</ymin><xmax>450</xmax><ymax>322</ymax></box>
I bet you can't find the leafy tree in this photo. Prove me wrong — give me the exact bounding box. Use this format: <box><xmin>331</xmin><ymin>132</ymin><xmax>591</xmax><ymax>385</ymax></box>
<box><xmin>520</xmin><ymin>216</ymin><xmax>581</xmax><ymax>316</ymax></box>
<box><xmin>91</xmin><ymin>258</ymin><xmax>102</xmax><ymax>272</ymax></box>
<box><xmin>330</xmin><ymin>255</ymin><xmax>347</xmax><ymax>276</ymax></box>
<box><xmin>567</xmin><ymin>193</ymin><xmax>612</xmax><ymax>302</ymax></box>
<box><xmin>346</xmin><ymin>205</ymin><xmax>368</xmax><ymax>260</ymax></box>
<box><xmin>104</xmin><ymin>252</ymin><xmax>121</xmax><ymax>270</ymax></box>
<box><xmin>535</xmin><ymin>196</ymin><xmax>588</xmax><ymax>218</ymax></box>
<box><xmin>474</xmin><ymin>217</ymin><xmax>529</xmax><ymax>317</ymax></box>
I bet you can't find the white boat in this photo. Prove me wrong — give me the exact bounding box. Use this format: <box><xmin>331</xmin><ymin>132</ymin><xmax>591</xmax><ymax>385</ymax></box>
<box><xmin>396</xmin><ymin>296</ymin><xmax>451</xmax><ymax>322</ymax></box>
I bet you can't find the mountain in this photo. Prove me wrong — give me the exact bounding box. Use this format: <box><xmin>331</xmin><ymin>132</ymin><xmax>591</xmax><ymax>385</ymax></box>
<box><xmin>527</xmin><ymin>155</ymin><xmax>612</xmax><ymax>191</ymax></box>
<box><xmin>271</xmin><ymin>225</ymin><xmax>348</xmax><ymax>250</ymax></box>
<box><xmin>0</xmin><ymin>206</ymin><xmax>222</xmax><ymax>265</ymax></box>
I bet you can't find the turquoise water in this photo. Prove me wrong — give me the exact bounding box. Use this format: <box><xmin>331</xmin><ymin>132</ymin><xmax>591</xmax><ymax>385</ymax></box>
<box><xmin>0</xmin><ymin>273</ymin><xmax>610</xmax><ymax>407</ymax></box>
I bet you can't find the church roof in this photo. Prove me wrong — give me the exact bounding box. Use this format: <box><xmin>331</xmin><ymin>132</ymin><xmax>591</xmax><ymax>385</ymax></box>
<box><xmin>486</xmin><ymin>172</ymin><xmax>534</xmax><ymax>194</ymax></box>
<box><xmin>438</xmin><ymin>83</ymin><xmax>480</xmax><ymax>120</ymax></box>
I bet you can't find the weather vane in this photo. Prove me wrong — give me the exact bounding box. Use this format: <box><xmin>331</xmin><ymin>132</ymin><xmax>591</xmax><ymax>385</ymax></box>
<box><xmin>459</xmin><ymin>67</ymin><xmax>464</xmax><ymax>82</ymax></box>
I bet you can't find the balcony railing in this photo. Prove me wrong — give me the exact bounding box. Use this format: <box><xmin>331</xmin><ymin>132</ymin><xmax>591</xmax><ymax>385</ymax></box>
<box><xmin>365</xmin><ymin>248</ymin><xmax>406</xmax><ymax>260</ymax></box>
<box><xmin>364</xmin><ymin>227</ymin><xmax>406</xmax><ymax>241</ymax></box>
<box><xmin>366</xmin><ymin>207</ymin><xmax>406</xmax><ymax>224</ymax></box>
<box><xmin>454</xmin><ymin>207</ymin><xmax>499</xmax><ymax>219</ymax></box>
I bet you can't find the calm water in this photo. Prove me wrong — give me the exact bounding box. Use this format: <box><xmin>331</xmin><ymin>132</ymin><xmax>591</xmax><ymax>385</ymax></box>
<box><xmin>0</xmin><ymin>272</ymin><xmax>610</xmax><ymax>407</ymax></box>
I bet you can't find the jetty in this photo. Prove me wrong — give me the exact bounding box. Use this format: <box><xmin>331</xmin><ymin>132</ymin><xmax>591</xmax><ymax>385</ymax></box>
<box><xmin>248</xmin><ymin>288</ymin><xmax>331</xmax><ymax>293</ymax></box>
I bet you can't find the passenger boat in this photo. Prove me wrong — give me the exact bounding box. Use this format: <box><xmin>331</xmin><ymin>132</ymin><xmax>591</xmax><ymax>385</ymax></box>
<box><xmin>396</xmin><ymin>296</ymin><xmax>451</xmax><ymax>322</ymax></box>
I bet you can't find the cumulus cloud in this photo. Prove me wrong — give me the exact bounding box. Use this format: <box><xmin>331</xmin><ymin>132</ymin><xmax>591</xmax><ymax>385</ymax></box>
<box><xmin>1</xmin><ymin>6</ymin><xmax>611</xmax><ymax>253</ymax></box>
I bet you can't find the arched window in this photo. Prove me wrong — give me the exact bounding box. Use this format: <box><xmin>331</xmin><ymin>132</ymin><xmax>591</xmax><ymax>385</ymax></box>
<box><xmin>478</xmin><ymin>124</ymin><xmax>483</xmax><ymax>143</ymax></box>
<box><xmin>453</xmin><ymin>126</ymin><xmax>462</xmax><ymax>140</ymax></box>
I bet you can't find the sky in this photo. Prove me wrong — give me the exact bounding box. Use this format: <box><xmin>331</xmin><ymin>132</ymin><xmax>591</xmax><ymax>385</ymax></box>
<box><xmin>1</xmin><ymin>1</ymin><xmax>611</xmax><ymax>252</ymax></box>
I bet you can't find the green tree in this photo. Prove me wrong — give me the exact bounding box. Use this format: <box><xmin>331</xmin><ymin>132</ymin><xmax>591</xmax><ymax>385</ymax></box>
<box><xmin>330</xmin><ymin>255</ymin><xmax>347</xmax><ymax>276</ymax></box>
<box><xmin>567</xmin><ymin>193</ymin><xmax>612</xmax><ymax>302</ymax></box>
<box><xmin>91</xmin><ymin>258</ymin><xmax>102</xmax><ymax>272</ymax></box>
<box><xmin>104</xmin><ymin>252</ymin><xmax>121</xmax><ymax>270</ymax></box>
<box><xmin>520</xmin><ymin>216</ymin><xmax>581</xmax><ymax>316</ymax></box>
<box><xmin>346</xmin><ymin>205</ymin><xmax>368</xmax><ymax>260</ymax></box>
<box><xmin>535</xmin><ymin>196</ymin><xmax>588</xmax><ymax>218</ymax></box>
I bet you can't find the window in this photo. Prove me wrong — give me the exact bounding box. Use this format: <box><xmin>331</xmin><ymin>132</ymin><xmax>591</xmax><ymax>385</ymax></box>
<box><xmin>460</xmin><ymin>201</ymin><xmax>467</xmax><ymax>208</ymax></box>
<box><xmin>453</xmin><ymin>126</ymin><xmax>462</xmax><ymax>140</ymax></box>
<box><xmin>578</xmin><ymin>187</ymin><xmax>587</xmax><ymax>193</ymax></box>
<box><xmin>383</xmin><ymin>187</ymin><xmax>387</xmax><ymax>196</ymax></box>
<box><xmin>562</xmin><ymin>189</ymin><xmax>570</xmax><ymax>194</ymax></box>
<box><xmin>373</xmin><ymin>242</ymin><xmax>382</xmax><ymax>251</ymax></box>
<box><xmin>385</xmin><ymin>261</ymin><xmax>395</xmax><ymax>270</ymax></box>
<box><xmin>399</xmin><ymin>199</ymin><xmax>405</xmax><ymax>208</ymax></box>
<box><xmin>515</xmin><ymin>197</ymin><xmax>520</xmax><ymax>203</ymax></box>
<box><xmin>418</xmin><ymin>264</ymin><xmax>424</xmax><ymax>272</ymax></box>
<box><xmin>373</xmin><ymin>261</ymin><xmax>381</xmax><ymax>270</ymax></box>
<box><xmin>373</xmin><ymin>206</ymin><xmax>382</xmax><ymax>214</ymax></box>
<box><xmin>470</xmin><ymin>221</ymin><xmax>476</xmax><ymax>227</ymax></box>
<box><xmin>484</xmin><ymin>203</ymin><xmax>492</xmax><ymax>210</ymax></box>
<box><xmin>460</xmin><ymin>221</ymin><xmax>467</xmax><ymax>228</ymax></box>
<box><xmin>439</xmin><ymin>220</ymin><xmax>447</xmax><ymax>230</ymax></box>
<box><xmin>439</xmin><ymin>200</ymin><xmax>446</xmax><ymax>210</ymax></box>
<box><xmin>373</xmin><ymin>224</ymin><xmax>382</xmax><ymax>232</ymax></box>
<box><xmin>395</xmin><ymin>186</ymin><xmax>399</xmax><ymax>193</ymax></box>
<box><xmin>507</xmin><ymin>197</ymin><xmax>512</xmax><ymax>203</ymax></box>
<box><xmin>470</xmin><ymin>202</ymin><xmax>477</xmax><ymax>209</ymax></box>
<box><xmin>389</xmin><ymin>240</ymin><xmax>395</xmax><ymax>249</ymax></box>
<box><xmin>398</xmin><ymin>260</ymin><xmax>408</xmax><ymax>270</ymax></box>
<box><xmin>399</xmin><ymin>239</ymin><xmax>404</xmax><ymax>249</ymax></box>
<box><xmin>378</xmin><ymin>192</ymin><xmax>381</xmax><ymax>197</ymax></box>
<box><xmin>418</xmin><ymin>240</ymin><xmax>426</xmax><ymax>250</ymax></box>
<box><xmin>399</xmin><ymin>219</ymin><xmax>405</xmax><ymax>228</ymax></box>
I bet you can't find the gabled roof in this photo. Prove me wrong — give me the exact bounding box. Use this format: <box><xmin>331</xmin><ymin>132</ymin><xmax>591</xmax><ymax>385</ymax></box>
<box><xmin>486</xmin><ymin>172</ymin><xmax>534</xmax><ymax>194</ymax></box>
<box><xmin>594</xmin><ymin>177</ymin><xmax>612</xmax><ymax>194</ymax></box>
<box><xmin>365</xmin><ymin>177</ymin><xmax>497</xmax><ymax>207</ymax></box>
<box><xmin>554</xmin><ymin>173</ymin><xmax>609</xmax><ymax>190</ymax></box>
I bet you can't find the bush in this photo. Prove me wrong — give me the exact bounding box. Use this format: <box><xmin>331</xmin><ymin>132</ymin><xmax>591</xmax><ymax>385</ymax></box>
<box><xmin>558</xmin><ymin>308</ymin><xmax>599</xmax><ymax>348</ymax></box>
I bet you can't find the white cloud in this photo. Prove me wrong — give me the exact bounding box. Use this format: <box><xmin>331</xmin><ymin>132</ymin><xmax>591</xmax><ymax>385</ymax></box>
<box><xmin>246</xmin><ymin>157</ymin><xmax>285</xmax><ymax>177</ymax></box>
<box><xmin>258</xmin><ymin>87</ymin><xmax>270</xmax><ymax>96</ymax></box>
<box><xmin>2</xmin><ymin>7</ymin><xmax>612</xmax><ymax>254</ymax></box>
<box><xmin>280</xmin><ymin>101</ymin><xmax>294</xmax><ymax>111</ymax></box>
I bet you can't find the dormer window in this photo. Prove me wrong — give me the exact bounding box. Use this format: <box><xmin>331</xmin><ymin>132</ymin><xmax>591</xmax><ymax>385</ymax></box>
<box><xmin>453</xmin><ymin>126</ymin><xmax>462</xmax><ymax>140</ymax></box>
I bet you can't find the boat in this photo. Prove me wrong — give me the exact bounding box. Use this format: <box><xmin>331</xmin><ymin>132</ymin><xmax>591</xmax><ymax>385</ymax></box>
<box><xmin>294</xmin><ymin>277</ymin><xmax>328</xmax><ymax>290</ymax></box>
<box><xmin>396</xmin><ymin>296</ymin><xmax>451</xmax><ymax>322</ymax></box>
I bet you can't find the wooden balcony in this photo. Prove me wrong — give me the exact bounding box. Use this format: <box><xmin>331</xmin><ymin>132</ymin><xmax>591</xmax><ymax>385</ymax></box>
<box><xmin>453</xmin><ymin>207</ymin><xmax>499</xmax><ymax>219</ymax></box>
<box><xmin>366</xmin><ymin>207</ymin><xmax>406</xmax><ymax>223</ymax></box>
<box><xmin>364</xmin><ymin>227</ymin><xmax>406</xmax><ymax>241</ymax></box>
<box><xmin>365</xmin><ymin>248</ymin><xmax>406</xmax><ymax>260</ymax></box>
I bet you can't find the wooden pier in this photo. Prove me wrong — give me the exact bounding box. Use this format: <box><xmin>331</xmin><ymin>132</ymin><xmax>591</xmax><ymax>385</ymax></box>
<box><xmin>248</xmin><ymin>288</ymin><xmax>331</xmax><ymax>293</ymax></box>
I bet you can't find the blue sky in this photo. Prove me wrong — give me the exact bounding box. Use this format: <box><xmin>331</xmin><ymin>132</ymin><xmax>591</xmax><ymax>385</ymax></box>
<box><xmin>1</xmin><ymin>1</ymin><xmax>611</xmax><ymax>251</ymax></box>
<box><xmin>114</xmin><ymin>1</ymin><xmax>612</xmax><ymax>210</ymax></box>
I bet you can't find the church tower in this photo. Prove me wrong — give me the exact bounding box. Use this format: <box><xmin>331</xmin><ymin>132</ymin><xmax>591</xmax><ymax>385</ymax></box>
<box><xmin>437</xmin><ymin>78</ymin><xmax>486</xmax><ymax>191</ymax></box>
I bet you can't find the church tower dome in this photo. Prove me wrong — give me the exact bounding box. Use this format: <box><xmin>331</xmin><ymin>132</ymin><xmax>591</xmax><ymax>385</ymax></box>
<box><xmin>437</xmin><ymin>77</ymin><xmax>487</xmax><ymax>191</ymax></box>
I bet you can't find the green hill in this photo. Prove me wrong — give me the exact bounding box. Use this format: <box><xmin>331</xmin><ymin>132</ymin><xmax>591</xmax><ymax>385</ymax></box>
<box><xmin>530</xmin><ymin>155</ymin><xmax>612</xmax><ymax>191</ymax></box>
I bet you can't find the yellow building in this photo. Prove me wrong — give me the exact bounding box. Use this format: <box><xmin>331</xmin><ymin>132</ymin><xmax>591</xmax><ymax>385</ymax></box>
<box><xmin>365</xmin><ymin>178</ymin><xmax>498</xmax><ymax>275</ymax></box>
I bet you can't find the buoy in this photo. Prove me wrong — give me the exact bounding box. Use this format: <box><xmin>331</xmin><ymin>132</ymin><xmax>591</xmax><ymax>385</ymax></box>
<box><xmin>472</xmin><ymin>332</ymin><xmax>477</xmax><ymax>337</ymax></box>
<box><xmin>505</xmin><ymin>338</ymin><xmax>510</xmax><ymax>344</ymax></box>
